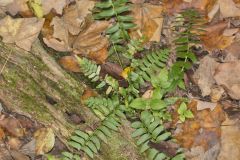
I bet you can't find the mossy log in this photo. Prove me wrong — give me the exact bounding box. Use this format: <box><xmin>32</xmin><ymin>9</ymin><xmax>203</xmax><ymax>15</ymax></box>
<box><xmin>0</xmin><ymin>40</ymin><xmax>143</xmax><ymax>160</ymax></box>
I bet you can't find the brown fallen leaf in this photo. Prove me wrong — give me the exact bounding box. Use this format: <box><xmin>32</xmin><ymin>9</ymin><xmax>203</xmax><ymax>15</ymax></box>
<box><xmin>193</xmin><ymin>56</ymin><xmax>219</xmax><ymax>96</ymax></box>
<box><xmin>34</xmin><ymin>127</ymin><xmax>55</xmax><ymax>155</ymax></box>
<box><xmin>0</xmin><ymin>141</ymin><xmax>13</xmax><ymax>160</ymax></box>
<box><xmin>6</xmin><ymin>0</ymin><xmax>33</xmax><ymax>17</ymax></box>
<box><xmin>58</xmin><ymin>55</ymin><xmax>81</xmax><ymax>72</ymax></box>
<box><xmin>10</xmin><ymin>150</ymin><xmax>30</xmax><ymax>160</ymax></box>
<box><xmin>0</xmin><ymin>0</ymin><xmax>13</xmax><ymax>6</ymax></box>
<box><xmin>210</xmin><ymin>86</ymin><xmax>225</xmax><ymax>102</ymax></box>
<box><xmin>63</xmin><ymin>0</ymin><xmax>95</xmax><ymax>35</ymax></box>
<box><xmin>73</xmin><ymin>20</ymin><xmax>109</xmax><ymax>63</ymax></box>
<box><xmin>163</xmin><ymin>0</ymin><xmax>217</xmax><ymax>15</ymax></box>
<box><xmin>130</xmin><ymin>3</ymin><xmax>163</xmax><ymax>42</ymax></box>
<box><xmin>81</xmin><ymin>87</ymin><xmax>97</xmax><ymax>102</ymax></box>
<box><xmin>174</xmin><ymin>100</ymin><xmax>225</xmax><ymax>150</ymax></box>
<box><xmin>218</xmin><ymin>118</ymin><xmax>240</xmax><ymax>160</ymax></box>
<box><xmin>214</xmin><ymin>61</ymin><xmax>240</xmax><ymax>100</ymax></box>
<box><xmin>43</xmin><ymin>16</ymin><xmax>71</xmax><ymax>52</ymax></box>
<box><xmin>0</xmin><ymin>127</ymin><xmax>5</xmax><ymax>140</ymax></box>
<box><xmin>0</xmin><ymin>114</ymin><xmax>25</xmax><ymax>137</ymax></box>
<box><xmin>100</xmin><ymin>62</ymin><xmax>123</xmax><ymax>80</ymax></box>
<box><xmin>224</xmin><ymin>41</ymin><xmax>240</xmax><ymax>61</ymax></box>
<box><xmin>7</xmin><ymin>137</ymin><xmax>22</xmax><ymax>150</ymax></box>
<box><xmin>0</xmin><ymin>15</ymin><xmax>44</xmax><ymax>51</ymax></box>
<box><xmin>218</xmin><ymin>0</ymin><xmax>240</xmax><ymax>18</ymax></box>
<box><xmin>42</xmin><ymin>0</ymin><xmax>68</xmax><ymax>15</ymax></box>
<box><xmin>201</xmin><ymin>21</ymin><xmax>234</xmax><ymax>50</ymax></box>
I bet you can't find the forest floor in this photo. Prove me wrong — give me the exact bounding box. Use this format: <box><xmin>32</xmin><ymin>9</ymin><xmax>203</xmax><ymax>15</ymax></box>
<box><xmin>0</xmin><ymin>0</ymin><xmax>240</xmax><ymax>160</ymax></box>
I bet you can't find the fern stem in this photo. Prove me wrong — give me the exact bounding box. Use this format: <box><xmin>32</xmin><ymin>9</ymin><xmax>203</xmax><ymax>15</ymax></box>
<box><xmin>112</xmin><ymin>42</ymin><xmax>123</xmax><ymax>68</ymax></box>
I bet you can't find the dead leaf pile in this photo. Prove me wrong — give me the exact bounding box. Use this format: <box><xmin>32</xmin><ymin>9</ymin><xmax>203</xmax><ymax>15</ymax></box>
<box><xmin>174</xmin><ymin>100</ymin><xmax>226</xmax><ymax>159</ymax></box>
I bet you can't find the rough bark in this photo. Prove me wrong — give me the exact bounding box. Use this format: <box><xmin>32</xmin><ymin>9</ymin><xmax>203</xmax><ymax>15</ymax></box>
<box><xmin>0</xmin><ymin>40</ymin><xmax>143</xmax><ymax>160</ymax></box>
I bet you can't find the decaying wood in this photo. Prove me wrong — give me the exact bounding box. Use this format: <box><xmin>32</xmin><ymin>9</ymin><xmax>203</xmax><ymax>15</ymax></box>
<box><xmin>0</xmin><ymin>40</ymin><xmax>143</xmax><ymax>160</ymax></box>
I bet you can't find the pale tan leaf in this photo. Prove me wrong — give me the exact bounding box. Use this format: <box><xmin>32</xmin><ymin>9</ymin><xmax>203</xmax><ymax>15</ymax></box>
<box><xmin>63</xmin><ymin>0</ymin><xmax>95</xmax><ymax>35</ymax></box>
<box><xmin>218</xmin><ymin>0</ymin><xmax>240</xmax><ymax>18</ymax></box>
<box><xmin>214</xmin><ymin>61</ymin><xmax>240</xmax><ymax>100</ymax></box>
<box><xmin>0</xmin><ymin>0</ymin><xmax>13</xmax><ymax>6</ymax></box>
<box><xmin>130</xmin><ymin>3</ymin><xmax>163</xmax><ymax>42</ymax></box>
<box><xmin>73</xmin><ymin>20</ymin><xmax>109</xmax><ymax>63</ymax></box>
<box><xmin>34</xmin><ymin>128</ymin><xmax>55</xmax><ymax>155</ymax></box>
<box><xmin>0</xmin><ymin>15</ymin><xmax>44</xmax><ymax>51</ymax></box>
<box><xmin>201</xmin><ymin>21</ymin><xmax>234</xmax><ymax>50</ymax></box>
<box><xmin>193</xmin><ymin>56</ymin><xmax>219</xmax><ymax>96</ymax></box>
<box><xmin>6</xmin><ymin>0</ymin><xmax>33</xmax><ymax>17</ymax></box>
<box><xmin>41</xmin><ymin>0</ymin><xmax>67</xmax><ymax>15</ymax></box>
<box><xmin>43</xmin><ymin>16</ymin><xmax>71</xmax><ymax>52</ymax></box>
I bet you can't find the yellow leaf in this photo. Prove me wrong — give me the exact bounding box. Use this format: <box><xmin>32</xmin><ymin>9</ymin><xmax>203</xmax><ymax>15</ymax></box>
<box><xmin>121</xmin><ymin>67</ymin><xmax>133</xmax><ymax>79</ymax></box>
<box><xmin>28</xmin><ymin>0</ymin><xmax>43</xmax><ymax>18</ymax></box>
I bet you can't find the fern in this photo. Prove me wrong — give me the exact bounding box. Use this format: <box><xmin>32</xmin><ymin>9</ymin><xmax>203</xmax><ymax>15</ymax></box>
<box><xmin>62</xmin><ymin>8</ymin><xmax>205</xmax><ymax>160</ymax></box>
<box><xmin>75</xmin><ymin>55</ymin><xmax>119</xmax><ymax>94</ymax></box>
<box><xmin>126</xmin><ymin>49</ymin><xmax>170</xmax><ymax>95</ymax></box>
<box><xmin>131</xmin><ymin>111</ymin><xmax>184</xmax><ymax>160</ymax></box>
<box><xmin>65</xmin><ymin>104</ymin><xmax>124</xmax><ymax>159</ymax></box>
<box><xmin>123</xmin><ymin>37</ymin><xmax>145</xmax><ymax>59</ymax></box>
<box><xmin>93</xmin><ymin>0</ymin><xmax>136</xmax><ymax>65</ymax></box>
<box><xmin>170</xmin><ymin>9</ymin><xmax>204</xmax><ymax>86</ymax></box>
<box><xmin>84</xmin><ymin>95</ymin><xmax>125</xmax><ymax>120</ymax></box>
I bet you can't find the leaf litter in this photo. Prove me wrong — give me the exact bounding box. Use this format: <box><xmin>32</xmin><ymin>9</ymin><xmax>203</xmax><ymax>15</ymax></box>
<box><xmin>0</xmin><ymin>0</ymin><xmax>240</xmax><ymax>159</ymax></box>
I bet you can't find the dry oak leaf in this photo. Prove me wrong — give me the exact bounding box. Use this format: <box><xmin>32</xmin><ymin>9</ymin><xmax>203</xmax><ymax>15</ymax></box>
<box><xmin>34</xmin><ymin>127</ymin><xmax>55</xmax><ymax>155</ymax></box>
<box><xmin>73</xmin><ymin>20</ymin><xmax>109</xmax><ymax>63</ymax></box>
<box><xmin>218</xmin><ymin>118</ymin><xmax>240</xmax><ymax>160</ymax></box>
<box><xmin>163</xmin><ymin>0</ymin><xmax>217</xmax><ymax>15</ymax></box>
<box><xmin>193</xmin><ymin>56</ymin><xmax>219</xmax><ymax>96</ymax></box>
<box><xmin>43</xmin><ymin>16</ymin><xmax>71</xmax><ymax>52</ymax></box>
<box><xmin>0</xmin><ymin>15</ymin><xmax>44</xmax><ymax>51</ymax></box>
<box><xmin>41</xmin><ymin>0</ymin><xmax>68</xmax><ymax>15</ymax></box>
<box><xmin>224</xmin><ymin>41</ymin><xmax>240</xmax><ymax>61</ymax></box>
<box><xmin>174</xmin><ymin>100</ymin><xmax>225</xmax><ymax>150</ymax></box>
<box><xmin>130</xmin><ymin>3</ymin><xmax>163</xmax><ymax>42</ymax></box>
<box><xmin>6</xmin><ymin>0</ymin><xmax>33</xmax><ymax>17</ymax></box>
<box><xmin>63</xmin><ymin>0</ymin><xmax>95</xmax><ymax>35</ymax></box>
<box><xmin>0</xmin><ymin>0</ymin><xmax>13</xmax><ymax>6</ymax></box>
<box><xmin>0</xmin><ymin>114</ymin><xmax>25</xmax><ymax>137</ymax></box>
<box><xmin>218</xmin><ymin>0</ymin><xmax>240</xmax><ymax>18</ymax></box>
<box><xmin>201</xmin><ymin>21</ymin><xmax>234</xmax><ymax>50</ymax></box>
<box><xmin>214</xmin><ymin>61</ymin><xmax>240</xmax><ymax>100</ymax></box>
<box><xmin>58</xmin><ymin>55</ymin><xmax>81</xmax><ymax>72</ymax></box>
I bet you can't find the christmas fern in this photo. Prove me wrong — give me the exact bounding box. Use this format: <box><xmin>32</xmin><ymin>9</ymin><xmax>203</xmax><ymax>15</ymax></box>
<box><xmin>131</xmin><ymin>111</ymin><xmax>184</xmax><ymax>160</ymax></box>
<box><xmin>63</xmin><ymin>96</ymin><xmax>125</xmax><ymax>159</ymax></box>
<box><xmin>170</xmin><ymin>9</ymin><xmax>204</xmax><ymax>86</ymax></box>
<box><xmin>75</xmin><ymin>55</ymin><xmax>119</xmax><ymax>95</ymax></box>
<box><xmin>93</xmin><ymin>0</ymin><xmax>136</xmax><ymax>65</ymax></box>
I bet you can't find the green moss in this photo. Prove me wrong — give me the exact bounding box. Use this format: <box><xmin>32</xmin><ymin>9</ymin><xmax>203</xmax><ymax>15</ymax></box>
<box><xmin>100</xmin><ymin>133</ymin><xmax>142</xmax><ymax>160</ymax></box>
<box><xmin>20</xmin><ymin>93</ymin><xmax>53</xmax><ymax>122</ymax></box>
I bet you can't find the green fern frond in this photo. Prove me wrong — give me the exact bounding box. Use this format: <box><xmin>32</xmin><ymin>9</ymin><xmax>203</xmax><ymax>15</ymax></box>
<box><xmin>84</xmin><ymin>95</ymin><xmax>125</xmax><ymax>120</ymax></box>
<box><xmin>123</xmin><ymin>37</ymin><xmax>145</xmax><ymax>59</ymax></box>
<box><xmin>75</xmin><ymin>56</ymin><xmax>119</xmax><ymax>94</ymax></box>
<box><xmin>126</xmin><ymin>49</ymin><xmax>170</xmax><ymax>93</ymax></box>
<box><xmin>170</xmin><ymin>9</ymin><xmax>204</xmax><ymax>84</ymax></box>
<box><xmin>66</xmin><ymin>109</ymin><xmax>124</xmax><ymax>159</ymax></box>
<box><xmin>93</xmin><ymin>0</ymin><xmax>136</xmax><ymax>65</ymax></box>
<box><xmin>62</xmin><ymin>152</ymin><xmax>81</xmax><ymax>160</ymax></box>
<box><xmin>131</xmin><ymin>111</ymin><xmax>184</xmax><ymax>160</ymax></box>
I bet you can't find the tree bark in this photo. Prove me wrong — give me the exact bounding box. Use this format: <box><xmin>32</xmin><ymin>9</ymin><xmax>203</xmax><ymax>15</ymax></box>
<box><xmin>0</xmin><ymin>40</ymin><xmax>143</xmax><ymax>160</ymax></box>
